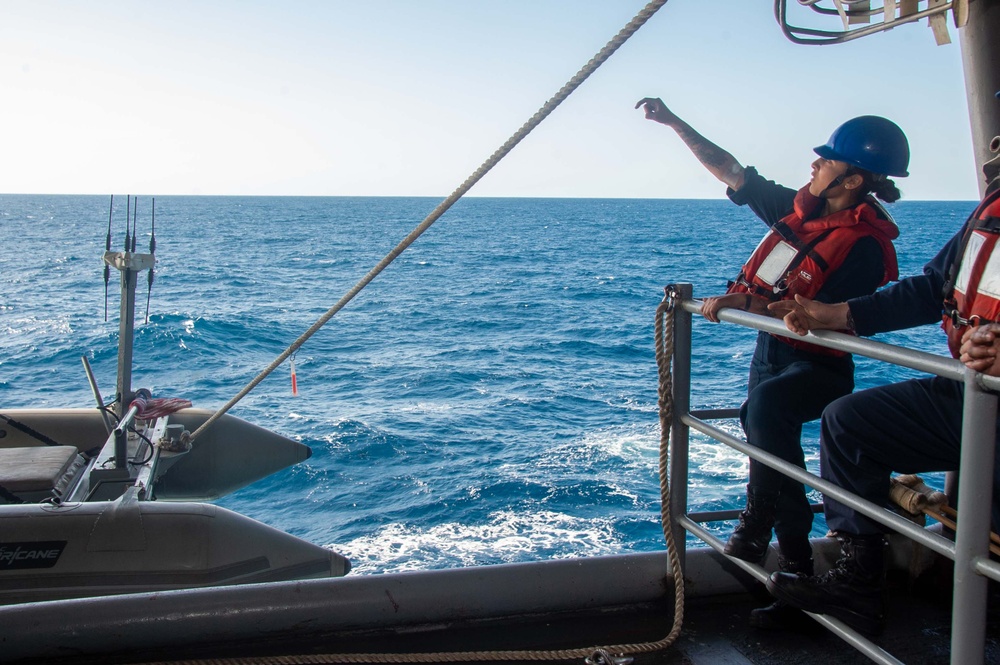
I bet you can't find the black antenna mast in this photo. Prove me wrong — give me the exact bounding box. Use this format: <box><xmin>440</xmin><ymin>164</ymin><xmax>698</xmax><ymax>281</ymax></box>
<box><xmin>124</xmin><ymin>195</ymin><xmax>132</xmax><ymax>251</ymax></box>
<box><xmin>131</xmin><ymin>198</ymin><xmax>138</xmax><ymax>252</ymax></box>
<box><xmin>104</xmin><ymin>195</ymin><xmax>113</xmax><ymax>321</ymax></box>
<box><xmin>145</xmin><ymin>198</ymin><xmax>156</xmax><ymax>324</ymax></box>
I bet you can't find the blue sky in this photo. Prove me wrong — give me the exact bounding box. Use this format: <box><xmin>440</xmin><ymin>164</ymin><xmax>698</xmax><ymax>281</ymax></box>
<box><xmin>0</xmin><ymin>1</ymin><xmax>978</xmax><ymax>199</ymax></box>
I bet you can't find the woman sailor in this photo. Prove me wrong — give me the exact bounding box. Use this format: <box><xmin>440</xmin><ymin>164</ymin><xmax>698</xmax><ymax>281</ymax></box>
<box><xmin>636</xmin><ymin>98</ymin><xmax>909</xmax><ymax>628</ymax></box>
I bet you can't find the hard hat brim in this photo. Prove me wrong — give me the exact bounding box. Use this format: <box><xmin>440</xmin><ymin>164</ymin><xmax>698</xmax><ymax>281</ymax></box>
<box><xmin>813</xmin><ymin>144</ymin><xmax>909</xmax><ymax>178</ymax></box>
<box><xmin>813</xmin><ymin>144</ymin><xmax>841</xmax><ymax>161</ymax></box>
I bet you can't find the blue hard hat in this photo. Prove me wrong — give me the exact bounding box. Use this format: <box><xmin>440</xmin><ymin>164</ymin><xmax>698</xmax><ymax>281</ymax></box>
<box><xmin>813</xmin><ymin>115</ymin><xmax>910</xmax><ymax>177</ymax></box>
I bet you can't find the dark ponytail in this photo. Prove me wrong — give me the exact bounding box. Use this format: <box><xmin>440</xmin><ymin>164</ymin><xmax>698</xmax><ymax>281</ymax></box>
<box><xmin>869</xmin><ymin>177</ymin><xmax>901</xmax><ymax>203</ymax></box>
<box><xmin>850</xmin><ymin>168</ymin><xmax>902</xmax><ymax>203</ymax></box>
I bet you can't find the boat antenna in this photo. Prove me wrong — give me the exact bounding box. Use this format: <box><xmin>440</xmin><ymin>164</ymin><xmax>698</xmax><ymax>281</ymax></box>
<box><xmin>103</xmin><ymin>197</ymin><xmax>154</xmax><ymax>420</ymax></box>
<box><xmin>104</xmin><ymin>195</ymin><xmax>113</xmax><ymax>321</ymax></box>
<box><xmin>131</xmin><ymin>198</ymin><xmax>138</xmax><ymax>252</ymax></box>
<box><xmin>145</xmin><ymin>198</ymin><xmax>156</xmax><ymax>324</ymax></box>
<box><xmin>124</xmin><ymin>195</ymin><xmax>132</xmax><ymax>251</ymax></box>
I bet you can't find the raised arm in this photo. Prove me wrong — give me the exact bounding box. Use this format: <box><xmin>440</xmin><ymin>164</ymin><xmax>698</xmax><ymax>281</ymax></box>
<box><xmin>635</xmin><ymin>97</ymin><xmax>745</xmax><ymax>191</ymax></box>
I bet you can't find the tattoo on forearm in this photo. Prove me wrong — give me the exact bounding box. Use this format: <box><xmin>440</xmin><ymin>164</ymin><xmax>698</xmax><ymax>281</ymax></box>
<box><xmin>692</xmin><ymin>144</ymin><xmax>729</xmax><ymax>170</ymax></box>
<box><xmin>675</xmin><ymin>126</ymin><xmax>731</xmax><ymax>170</ymax></box>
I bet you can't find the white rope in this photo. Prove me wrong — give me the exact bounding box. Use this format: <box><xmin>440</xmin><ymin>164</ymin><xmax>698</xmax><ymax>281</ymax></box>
<box><xmin>191</xmin><ymin>0</ymin><xmax>669</xmax><ymax>443</ymax></box>
<box><xmin>137</xmin><ymin>290</ymin><xmax>687</xmax><ymax>665</ymax></box>
<box><xmin>168</xmin><ymin>1</ymin><xmax>687</xmax><ymax>664</ymax></box>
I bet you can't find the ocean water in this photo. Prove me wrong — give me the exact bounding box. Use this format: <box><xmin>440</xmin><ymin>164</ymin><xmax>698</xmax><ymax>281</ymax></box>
<box><xmin>0</xmin><ymin>194</ymin><xmax>972</xmax><ymax>574</ymax></box>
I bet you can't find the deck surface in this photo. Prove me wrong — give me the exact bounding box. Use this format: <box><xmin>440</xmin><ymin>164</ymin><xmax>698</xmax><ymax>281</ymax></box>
<box><xmin>596</xmin><ymin>568</ymin><xmax>1000</xmax><ymax>665</ymax></box>
<box><xmin>25</xmin><ymin>568</ymin><xmax>1000</xmax><ymax>665</ymax></box>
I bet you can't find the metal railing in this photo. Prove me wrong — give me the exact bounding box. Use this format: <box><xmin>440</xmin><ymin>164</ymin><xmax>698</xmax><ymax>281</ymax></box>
<box><xmin>665</xmin><ymin>283</ymin><xmax>999</xmax><ymax>665</ymax></box>
<box><xmin>774</xmin><ymin>0</ymin><xmax>964</xmax><ymax>45</ymax></box>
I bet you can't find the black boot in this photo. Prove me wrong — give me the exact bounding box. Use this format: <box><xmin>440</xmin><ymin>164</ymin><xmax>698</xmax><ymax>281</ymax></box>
<box><xmin>749</xmin><ymin>555</ymin><xmax>814</xmax><ymax>630</ymax></box>
<box><xmin>766</xmin><ymin>532</ymin><xmax>887</xmax><ymax>635</ymax></box>
<box><xmin>724</xmin><ymin>485</ymin><xmax>778</xmax><ymax>563</ymax></box>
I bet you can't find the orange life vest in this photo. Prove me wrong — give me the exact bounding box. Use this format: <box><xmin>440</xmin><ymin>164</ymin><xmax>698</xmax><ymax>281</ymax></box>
<box><xmin>941</xmin><ymin>188</ymin><xmax>1000</xmax><ymax>357</ymax></box>
<box><xmin>728</xmin><ymin>187</ymin><xmax>899</xmax><ymax>355</ymax></box>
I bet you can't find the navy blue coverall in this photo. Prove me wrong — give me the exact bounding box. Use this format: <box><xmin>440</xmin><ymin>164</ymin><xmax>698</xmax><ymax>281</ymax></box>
<box><xmin>822</xmin><ymin>215</ymin><xmax>1000</xmax><ymax>534</ymax></box>
<box><xmin>726</xmin><ymin>167</ymin><xmax>892</xmax><ymax>558</ymax></box>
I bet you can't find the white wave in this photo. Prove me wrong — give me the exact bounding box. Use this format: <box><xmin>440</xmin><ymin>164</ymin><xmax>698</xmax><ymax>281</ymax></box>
<box><xmin>331</xmin><ymin>509</ymin><xmax>625</xmax><ymax>574</ymax></box>
<box><xmin>572</xmin><ymin>422</ymin><xmax>660</xmax><ymax>462</ymax></box>
<box><xmin>394</xmin><ymin>400</ymin><xmax>457</xmax><ymax>414</ymax></box>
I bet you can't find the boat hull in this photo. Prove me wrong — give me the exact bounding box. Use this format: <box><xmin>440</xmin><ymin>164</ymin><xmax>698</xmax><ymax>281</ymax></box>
<box><xmin>0</xmin><ymin>498</ymin><xmax>350</xmax><ymax>606</ymax></box>
<box><xmin>0</xmin><ymin>408</ymin><xmax>312</xmax><ymax>500</ymax></box>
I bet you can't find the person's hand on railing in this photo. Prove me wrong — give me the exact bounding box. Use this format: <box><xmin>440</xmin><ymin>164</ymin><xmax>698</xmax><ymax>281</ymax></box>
<box><xmin>768</xmin><ymin>294</ymin><xmax>851</xmax><ymax>335</ymax></box>
<box><xmin>959</xmin><ymin>323</ymin><xmax>1000</xmax><ymax>376</ymax></box>
<box><xmin>701</xmin><ymin>293</ymin><xmax>751</xmax><ymax>322</ymax></box>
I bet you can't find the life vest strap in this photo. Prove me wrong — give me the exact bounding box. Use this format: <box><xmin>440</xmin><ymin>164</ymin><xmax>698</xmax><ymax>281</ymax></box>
<box><xmin>942</xmin><ymin>189</ymin><xmax>1000</xmax><ymax>303</ymax></box>
<box><xmin>730</xmin><ymin>276</ymin><xmax>782</xmax><ymax>302</ymax></box>
<box><xmin>771</xmin><ymin>221</ymin><xmax>832</xmax><ymax>273</ymax></box>
<box><xmin>978</xmin><ymin>216</ymin><xmax>1000</xmax><ymax>233</ymax></box>
<box><xmin>945</xmin><ymin>310</ymin><xmax>995</xmax><ymax>329</ymax></box>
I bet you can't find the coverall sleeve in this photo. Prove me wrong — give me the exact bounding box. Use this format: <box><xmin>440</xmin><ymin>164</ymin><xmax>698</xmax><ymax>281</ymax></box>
<box><xmin>726</xmin><ymin>166</ymin><xmax>797</xmax><ymax>227</ymax></box>
<box><xmin>848</xmin><ymin>225</ymin><xmax>965</xmax><ymax>336</ymax></box>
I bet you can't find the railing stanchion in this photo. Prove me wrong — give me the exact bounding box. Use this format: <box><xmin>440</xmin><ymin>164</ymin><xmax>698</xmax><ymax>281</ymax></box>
<box><xmin>674</xmin><ymin>295</ymin><xmax>1000</xmax><ymax>664</ymax></box>
<box><xmin>950</xmin><ymin>369</ymin><xmax>997</xmax><ymax>665</ymax></box>
<box><xmin>669</xmin><ymin>283</ymin><xmax>693</xmax><ymax>573</ymax></box>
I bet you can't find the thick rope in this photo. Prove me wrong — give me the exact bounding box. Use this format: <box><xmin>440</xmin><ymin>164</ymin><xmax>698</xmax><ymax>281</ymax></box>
<box><xmin>190</xmin><ymin>0</ymin><xmax>670</xmax><ymax>443</ymax></box>
<box><xmin>154</xmin><ymin>1</ymin><xmax>685</xmax><ymax>664</ymax></box>
<box><xmin>133</xmin><ymin>298</ymin><xmax>687</xmax><ymax>665</ymax></box>
<box><xmin>651</xmin><ymin>295</ymin><xmax>686</xmax><ymax>641</ymax></box>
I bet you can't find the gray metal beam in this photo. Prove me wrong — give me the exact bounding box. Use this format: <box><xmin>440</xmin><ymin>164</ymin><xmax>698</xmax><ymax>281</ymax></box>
<box><xmin>960</xmin><ymin>0</ymin><xmax>1000</xmax><ymax>196</ymax></box>
<box><xmin>0</xmin><ymin>552</ymin><xmax>676</xmax><ymax>661</ymax></box>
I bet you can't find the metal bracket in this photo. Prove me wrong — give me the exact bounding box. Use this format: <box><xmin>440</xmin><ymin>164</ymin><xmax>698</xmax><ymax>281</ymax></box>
<box><xmin>775</xmin><ymin>0</ymin><xmax>962</xmax><ymax>46</ymax></box>
<box><xmin>103</xmin><ymin>251</ymin><xmax>155</xmax><ymax>273</ymax></box>
<box><xmin>585</xmin><ymin>650</ymin><xmax>633</xmax><ymax>665</ymax></box>
<box><xmin>663</xmin><ymin>284</ymin><xmax>680</xmax><ymax>312</ymax></box>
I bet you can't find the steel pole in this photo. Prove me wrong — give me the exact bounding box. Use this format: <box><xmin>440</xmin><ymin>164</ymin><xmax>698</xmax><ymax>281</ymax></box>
<box><xmin>959</xmin><ymin>0</ymin><xmax>1000</xmax><ymax>195</ymax></box>
<box><xmin>950</xmin><ymin>369</ymin><xmax>998</xmax><ymax>665</ymax></box>
<box><xmin>669</xmin><ymin>283</ymin><xmax>693</xmax><ymax>573</ymax></box>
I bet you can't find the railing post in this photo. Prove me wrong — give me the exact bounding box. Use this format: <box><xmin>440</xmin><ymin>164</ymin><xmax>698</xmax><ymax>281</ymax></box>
<box><xmin>950</xmin><ymin>369</ymin><xmax>998</xmax><ymax>665</ymax></box>
<box><xmin>669</xmin><ymin>283</ymin><xmax>693</xmax><ymax>572</ymax></box>
<box><xmin>678</xmin><ymin>297</ymin><xmax>1000</xmax><ymax>663</ymax></box>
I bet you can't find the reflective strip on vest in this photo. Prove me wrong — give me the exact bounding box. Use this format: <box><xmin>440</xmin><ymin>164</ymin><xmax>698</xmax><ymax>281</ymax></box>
<box><xmin>756</xmin><ymin>240</ymin><xmax>798</xmax><ymax>287</ymax></box>
<box><xmin>973</xmin><ymin>240</ymin><xmax>1000</xmax><ymax>299</ymax></box>
<box><xmin>955</xmin><ymin>232</ymin><xmax>985</xmax><ymax>295</ymax></box>
<box><xmin>954</xmin><ymin>231</ymin><xmax>1000</xmax><ymax>302</ymax></box>
<box><xmin>942</xmin><ymin>189</ymin><xmax>1000</xmax><ymax>357</ymax></box>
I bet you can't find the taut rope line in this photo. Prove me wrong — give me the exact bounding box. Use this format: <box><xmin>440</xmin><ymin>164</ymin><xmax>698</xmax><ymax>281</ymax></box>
<box><xmin>190</xmin><ymin>0</ymin><xmax>670</xmax><ymax>443</ymax></box>
<box><xmin>135</xmin><ymin>284</ymin><xmax>687</xmax><ymax>664</ymax></box>
<box><xmin>167</xmin><ymin>1</ymin><xmax>686</xmax><ymax>664</ymax></box>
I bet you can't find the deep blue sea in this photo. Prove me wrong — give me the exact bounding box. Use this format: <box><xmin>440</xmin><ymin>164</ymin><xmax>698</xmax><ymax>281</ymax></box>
<box><xmin>0</xmin><ymin>194</ymin><xmax>973</xmax><ymax>574</ymax></box>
